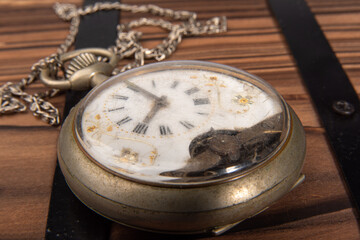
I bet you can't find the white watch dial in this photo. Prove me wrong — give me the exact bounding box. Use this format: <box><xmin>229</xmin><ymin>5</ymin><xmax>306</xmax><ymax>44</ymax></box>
<box><xmin>75</xmin><ymin>61</ymin><xmax>289</xmax><ymax>186</ymax></box>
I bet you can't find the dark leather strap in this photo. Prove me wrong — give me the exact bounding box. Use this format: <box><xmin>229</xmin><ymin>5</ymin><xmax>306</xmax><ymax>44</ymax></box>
<box><xmin>45</xmin><ymin>0</ymin><xmax>119</xmax><ymax>239</ymax></box>
<box><xmin>268</xmin><ymin>0</ymin><xmax>360</xmax><ymax>215</ymax></box>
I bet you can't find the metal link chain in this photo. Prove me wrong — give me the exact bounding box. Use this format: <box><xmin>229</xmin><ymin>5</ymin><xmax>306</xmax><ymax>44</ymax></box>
<box><xmin>0</xmin><ymin>2</ymin><xmax>226</xmax><ymax>126</ymax></box>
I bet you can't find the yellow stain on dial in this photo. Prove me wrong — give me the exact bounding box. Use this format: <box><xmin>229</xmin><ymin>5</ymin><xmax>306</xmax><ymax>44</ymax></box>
<box><xmin>149</xmin><ymin>150</ymin><xmax>158</xmax><ymax>165</ymax></box>
<box><xmin>119</xmin><ymin>148</ymin><xmax>139</xmax><ymax>163</ymax></box>
<box><xmin>234</xmin><ymin>95</ymin><xmax>253</xmax><ymax>106</ymax></box>
<box><xmin>239</xmin><ymin>98</ymin><xmax>249</xmax><ymax>104</ymax></box>
<box><xmin>87</xmin><ymin>126</ymin><xmax>96</xmax><ymax>132</ymax></box>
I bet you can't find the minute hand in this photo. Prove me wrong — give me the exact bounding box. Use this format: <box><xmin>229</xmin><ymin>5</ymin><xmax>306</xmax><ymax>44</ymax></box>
<box><xmin>124</xmin><ymin>79</ymin><xmax>162</xmax><ymax>101</ymax></box>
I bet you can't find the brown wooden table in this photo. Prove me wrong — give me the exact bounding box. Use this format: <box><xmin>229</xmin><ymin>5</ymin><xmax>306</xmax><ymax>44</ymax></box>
<box><xmin>1</xmin><ymin>0</ymin><xmax>360</xmax><ymax>239</ymax></box>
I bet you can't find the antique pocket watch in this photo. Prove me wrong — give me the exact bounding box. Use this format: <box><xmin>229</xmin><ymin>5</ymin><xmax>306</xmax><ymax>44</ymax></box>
<box><xmin>58</xmin><ymin>60</ymin><xmax>306</xmax><ymax>235</ymax></box>
<box><xmin>0</xmin><ymin>2</ymin><xmax>305</xmax><ymax>235</ymax></box>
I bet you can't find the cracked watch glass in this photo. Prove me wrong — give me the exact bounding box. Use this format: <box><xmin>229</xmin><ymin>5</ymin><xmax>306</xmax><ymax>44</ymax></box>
<box><xmin>74</xmin><ymin>61</ymin><xmax>289</xmax><ymax>186</ymax></box>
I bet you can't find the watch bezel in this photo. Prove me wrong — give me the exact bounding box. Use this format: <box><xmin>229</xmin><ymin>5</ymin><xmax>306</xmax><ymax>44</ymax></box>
<box><xmin>73</xmin><ymin>60</ymin><xmax>291</xmax><ymax>187</ymax></box>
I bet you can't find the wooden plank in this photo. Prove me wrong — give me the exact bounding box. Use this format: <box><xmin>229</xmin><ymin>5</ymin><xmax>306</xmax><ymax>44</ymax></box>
<box><xmin>0</xmin><ymin>0</ymin><xmax>359</xmax><ymax>239</ymax></box>
<box><xmin>0</xmin><ymin>127</ymin><xmax>58</xmax><ymax>239</ymax></box>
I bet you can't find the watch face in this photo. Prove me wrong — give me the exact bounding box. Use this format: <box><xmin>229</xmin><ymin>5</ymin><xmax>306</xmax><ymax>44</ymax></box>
<box><xmin>74</xmin><ymin>61</ymin><xmax>290</xmax><ymax>186</ymax></box>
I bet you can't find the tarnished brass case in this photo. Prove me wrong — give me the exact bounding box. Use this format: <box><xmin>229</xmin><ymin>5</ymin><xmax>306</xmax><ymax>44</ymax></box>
<box><xmin>58</xmin><ymin>102</ymin><xmax>305</xmax><ymax>234</ymax></box>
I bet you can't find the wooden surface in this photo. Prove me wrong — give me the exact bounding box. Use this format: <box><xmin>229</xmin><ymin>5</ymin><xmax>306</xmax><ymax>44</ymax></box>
<box><xmin>1</xmin><ymin>0</ymin><xmax>360</xmax><ymax>239</ymax></box>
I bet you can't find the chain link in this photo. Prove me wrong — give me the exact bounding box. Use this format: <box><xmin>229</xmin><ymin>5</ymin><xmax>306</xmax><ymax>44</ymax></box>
<box><xmin>0</xmin><ymin>2</ymin><xmax>226</xmax><ymax>126</ymax></box>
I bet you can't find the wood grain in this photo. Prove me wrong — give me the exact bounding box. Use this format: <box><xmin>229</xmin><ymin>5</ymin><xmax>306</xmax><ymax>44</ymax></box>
<box><xmin>0</xmin><ymin>0</ymin><xmax>359</xmax><ymax>239</ymax></box>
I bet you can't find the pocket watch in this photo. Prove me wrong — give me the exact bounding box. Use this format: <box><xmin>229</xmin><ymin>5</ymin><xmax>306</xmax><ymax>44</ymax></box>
<box><xmin>0</xmin><ymin>2</ymin><xmax>305</xmax><ymax>235</ymax></box>
<box><xmin>57</xmin><ymin>60</ymin><xmax>306</xmax><ymax>235</ymax></box>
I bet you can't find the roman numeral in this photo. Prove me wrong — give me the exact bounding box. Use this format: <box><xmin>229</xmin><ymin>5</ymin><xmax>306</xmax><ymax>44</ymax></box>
<box><xmin>171</xmin><ymin>81</ymin><xmax>179</xmax><ymax>89</ymax></box>
<box><xmin>114</xmin><ymin>95</ymin><xmax>129</xmax><ymax>100</ymax></box>
<box><xmin>152</xmin><ymin>80</ymin><xmax>156</xmax><ymax>88</ymax></box>
<box><xmin>107</xmin><ymin>107</ymin><xmax>124</xmax><ymax>112</ymax></box>
<box><xmin>159</xmin><ymin>125</ymin><xmax>173</xmax><ymax>135</ymax></box>
<box><xmin>132</xmin><ymin>122</ymin><xmax>148</xmax><ymax>134</ymax></box>
<box><xmin>117</xmin><ymin>116</ymin><xmax>132</xmax><ymax>126</ymax></box>
<box><xmin>193</xmin><ymin>98</ymin><xmax>210</xmax><ymax>105</ymax></box>
<box><xmin>184</xmin><ymin>87</ymin><xmax>199</xmax><ymax>95</ymax></box>
<box><xmin>180</xmin><ymin>121</ymin><xmax>194</xmax><ymax>129</ymax></box>
<box><xmin>197</xmin><ymin>112</ymin><xmax>209</xmax><ymax>116</ymax></box>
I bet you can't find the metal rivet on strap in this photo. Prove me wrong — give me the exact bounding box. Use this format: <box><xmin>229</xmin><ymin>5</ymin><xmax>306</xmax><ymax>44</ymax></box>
<box><xmin>332</xmin><ymin>100</ymin><xmax>355</xmax><ymax>116</ymax></box>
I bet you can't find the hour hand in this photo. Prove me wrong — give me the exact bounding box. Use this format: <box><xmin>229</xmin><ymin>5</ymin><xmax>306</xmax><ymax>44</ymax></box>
<box><xmin>143</xmin><ymin>96</ymin><xmax>168</xmax><ymax>124</ymax></box>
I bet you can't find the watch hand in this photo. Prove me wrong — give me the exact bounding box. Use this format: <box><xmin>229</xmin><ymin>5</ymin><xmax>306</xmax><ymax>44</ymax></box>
<box><xmin>124</xmin><ymin>79</ymin><xmax>162</xmax><ymax>101</ymax></box>
<box><xmin>143</xmin><ymin>96</ymin><xmax>168</xmax><ymax>124</ymax></box>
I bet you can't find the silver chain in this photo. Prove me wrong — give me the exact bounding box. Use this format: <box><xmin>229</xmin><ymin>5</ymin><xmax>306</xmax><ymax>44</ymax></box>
<box><xmin>0</xmin><ymin>2</ymin><xmax>226</xmax><ymax>126</ymax></box>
